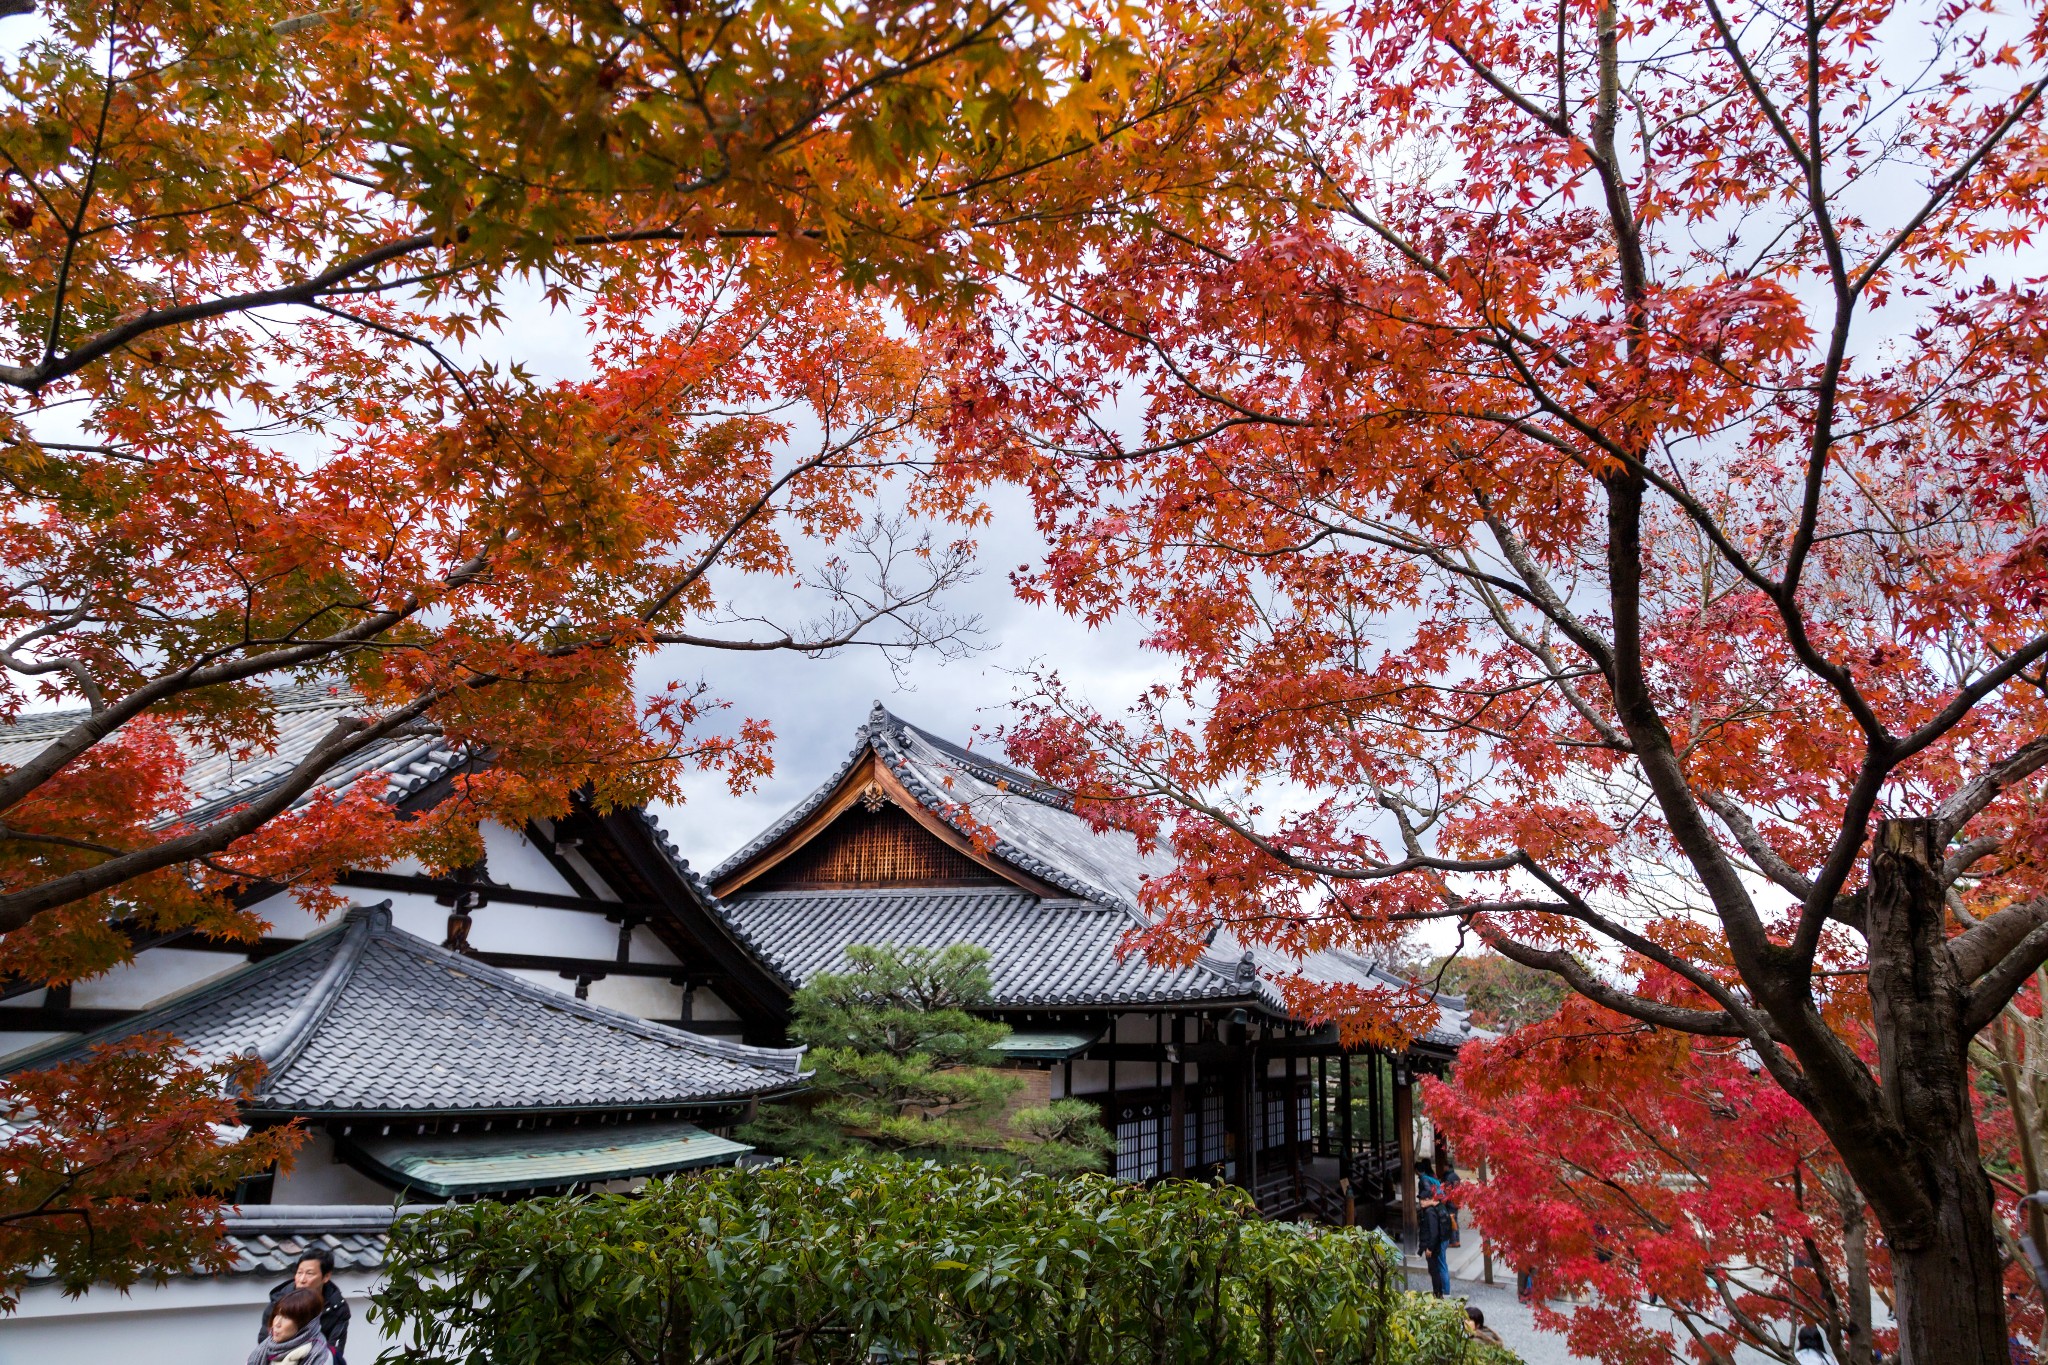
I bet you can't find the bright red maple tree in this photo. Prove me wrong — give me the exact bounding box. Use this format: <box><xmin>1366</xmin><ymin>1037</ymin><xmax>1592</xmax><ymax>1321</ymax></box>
<box><xmin>0</xmin><ymin>0</ymin><xmax>1301</xmax><ymax>1299</ymax></box>
<box><xmin>949</xmin><ymin>0</ymin><xmax>2048</xmax><ymax>1356</ymax></box>
<box><xmin>1430</xmin><ymin>997</ymin><xmax>1894</xmax><ymax>1365</ymax></box>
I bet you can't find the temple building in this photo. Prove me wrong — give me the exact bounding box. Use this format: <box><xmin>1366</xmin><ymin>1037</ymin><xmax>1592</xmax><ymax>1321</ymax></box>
<box><xmin>694</xmin><ymin>704</ymin><xmax>1478</xmax><ymax>1221</ymax></box>
<box><xmin>5</xmin><ymin>902</ymin><xmax>806</xmax><ymax>1204</ymax></box>
<box><xmin>0</xmin><ymin>689</ymin><xmax>1475</xmax><ymax>1363</ymax></box>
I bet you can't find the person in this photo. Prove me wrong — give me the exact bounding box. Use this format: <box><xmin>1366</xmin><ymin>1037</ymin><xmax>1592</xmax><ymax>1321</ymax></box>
<box><xmin>259</xmin><ymin>1249</ymin><xmax>349</xmax><ymax>1365</ymax></box>
<box><xmin>1793</xmin><ymin>1325</ymin><xmax>1832</xmax><ymax>1365</ymax></box>
<box><xmin>1435</xmin><ymin>1151</ymin><xmax>1464</xmax><ymax>1248</ymax></box>
<box><xmin>1465</xmin><ymin>1305</ymin><xmax>1505</xmax><ymax>1347</ymax></box>
<box><xmin>248</xmin><ymin>1287</ymin><xmax>334</xmax><ymax>1365</ymax></box>
<box><xmin>1417</xmin><ymin>1170</ymin><xmax>1454</xmax><ymax>1297</ymax></box>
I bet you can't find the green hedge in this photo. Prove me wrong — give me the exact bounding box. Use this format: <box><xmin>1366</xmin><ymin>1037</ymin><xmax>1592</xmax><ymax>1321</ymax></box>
<box><xmin>374</xmin><ymin>1158</ymin><xmax>1517</xmax><ymax>1365</ymax></box>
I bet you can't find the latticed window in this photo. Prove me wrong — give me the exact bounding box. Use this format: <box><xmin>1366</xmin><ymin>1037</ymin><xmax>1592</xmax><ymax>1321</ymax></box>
<box><xmin>1115</xmin><ymin>1109</ymin><xmax>1163</xmax><ymax>1182</ymax></box>
<box><xmin>1199</xmin><ymin>1094</ymin><xmax>1224</xmax><ymax>1165</ymax></box>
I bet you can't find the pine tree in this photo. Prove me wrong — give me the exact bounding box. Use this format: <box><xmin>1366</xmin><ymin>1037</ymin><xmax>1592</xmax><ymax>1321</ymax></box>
<box><xmin>741</xmin><ymin>944</ymin><xmax>1113</xmax><ymax>1176</ymax></box>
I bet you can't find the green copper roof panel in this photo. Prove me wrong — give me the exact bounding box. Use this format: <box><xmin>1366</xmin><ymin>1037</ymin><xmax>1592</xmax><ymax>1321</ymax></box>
<box><xmin>345</xmin><ymin>1120</ymin><xmax>752</xmax><ymax>1198</ymax></box>
<box><xmin>990</xmin><ymin>1031</ymin><xmax>1099</xmax><ymax>1059</ymax></box>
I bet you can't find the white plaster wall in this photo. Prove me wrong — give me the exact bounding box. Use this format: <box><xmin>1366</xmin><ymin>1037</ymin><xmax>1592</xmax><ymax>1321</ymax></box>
<box><xmin>1</xmin><ymin>1268</ymin><xmax>396</xmax><ymax>1365</ymax></box>
<box><xmin>0</xmin><ymin>1028</ymin><xmax>71</xmax><ymax>1063</ymax></box>
<box><xmin>243</xmin><ymin>888</ymin><xmax>338</xmax><ymax>938</ymax></box>
<box><xmin>629</xmin><ymin>925</ymin><xmax>681</xmax><ymax>965</ymax></box>
<box><xmin>241</xmin><ymin>886</ymin><xmax>444</xmax><ymax>943</ymax></box>
<box><xmin>271</xmin><ymin>1132</ymin><xmax>401</xmax><ymax>1206</ymax></box>
<box><xmin>478</xmin><ymin>821</ymin><xmax>583</xmax><ymax>898</ymax></box>
<box><xmin>687</xmin><ymin>988</ymin><xmax>739</xmax><ymax>1022</ymax></box>
<box><xmin>532</xmin><ymin>817</ymin><xmax>620</xmax><ymax>900</ymax></box>
<box><xmin>587</xmin><ymin>973</ymin><xmax>686</xmax><ymax>1020</ymax></box>
<box><xmin>503</xmin><ymin>966</ymin><xmax>577</xmax><ymax>997</ymax></box>
<box><xmin>1062</xmin><ymin>1058</ymin><xmax>1176</xmax><ymax>1097</ymax></box>
<box><xmin>68</xmin><ymin>947</ymin><xmax>249</xmax><ymax>1010</ymax></box>
<box><xmin>466</xmin><ymin>900</ymin><xmax>618</xmax><ymax>960</ymax></box>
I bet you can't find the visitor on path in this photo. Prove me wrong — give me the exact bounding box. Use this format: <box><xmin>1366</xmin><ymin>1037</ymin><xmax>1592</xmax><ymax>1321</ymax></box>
<box><xmin>1793</xmin><ymin>1325</ymin><xmax>1832</xmax><ymax>1364</ymax></box>
<box><xmin>1417</xmin><ymin>1171</ymin><xmax>1454</xmax><ymax>1297</ymax></box>
<box><xmin>1465</xmin><ymin>1306</ymin><xmax>1505</xmax><ymax>1348</ymax></box>
<box><xmin>258</xmin><ymin>1248</ymin><xmax>350</xmax><ymax>1365</ymax></box>
<box><xmin>1434</xmin><ymin>1150</ymin><xmax>1463</xmax><ymax>1248</ymax></box>
<box><xmin>248</xmin><ymin>1287</ymin><xmax>335</xmax><ymax>1365</ymax></box>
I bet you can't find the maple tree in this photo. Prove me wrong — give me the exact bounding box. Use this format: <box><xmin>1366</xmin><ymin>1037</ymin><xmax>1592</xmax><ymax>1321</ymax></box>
<box><xmin>1429</xmin><ymin>998</ymin><xmax>1890</xmax><ymax>1365</ymax></box>
<box><xmin>0</xmin><ymin>0</ymin><xmax>1301</xmax><ymax>1297</ymax></box>
<box><xmin>942</xmin><ymin>0</ymin><xmax>2048</xmax><ymax>1356</ymax></box>
<box><xmin>0</xmin><ymin>1035</ymin><xmax>298</xmax><ymax>1308</ymax></box>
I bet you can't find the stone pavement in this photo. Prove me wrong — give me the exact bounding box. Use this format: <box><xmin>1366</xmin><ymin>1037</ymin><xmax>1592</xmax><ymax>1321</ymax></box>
<box><xmin>1397</xmin><ymin>1215</ymin><xmax>1780</xmax><ymax>1364</ymax></box>
<box><xmin>1403</xmin><ymin>1271</ymin><xmax>1778</xmax><ymax>1365</ymax></box>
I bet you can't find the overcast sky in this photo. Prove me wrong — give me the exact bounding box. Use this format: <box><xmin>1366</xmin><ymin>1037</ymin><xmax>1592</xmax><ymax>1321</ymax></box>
<box><xmin>644</xmin><ymin>484</ymin><xmax>1165</xmax><ymax>875</ymax></box>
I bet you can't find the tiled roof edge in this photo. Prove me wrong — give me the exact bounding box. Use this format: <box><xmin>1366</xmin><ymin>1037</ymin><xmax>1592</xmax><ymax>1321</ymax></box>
<box><xmin>633</xmin><ymin>807</ymin><xmax>798</xmax><ymax>991</ymax></box>
<box><xmin>223</xmin><ymin>1203</ymin><xmax>428</xmax><ymax>1233</ymax></box>
<box><xmin>380</xmin><ymin>921</ymin><xmax>807</xmax><ymax>1079</ymax></box>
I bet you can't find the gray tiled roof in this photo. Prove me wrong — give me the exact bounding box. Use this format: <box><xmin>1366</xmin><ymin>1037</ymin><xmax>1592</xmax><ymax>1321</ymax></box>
<box><xmin>0</xmin><ymin>681</ymin><xmax>468</xmax><ymax>825</ymax></box>
<box><xmin>710</xmin><ymin>707</ymin><xmax>1482</xmax><ymax>1048</ymax></box>
<box><xmin>219</xmin><ymin>1205</ymin><xmax>416</xmax><ymax>1276</ymax></box>
<box><xmin>709</xmin><ymin>704</ymin><xmax>1171</xmax><ymax>908</ymax></box>
<box><xmin>7</xmin><ymin>905</ymin><xmax>806</xmax><ymax>1115</ymax></box>
<box><xmin>23</xmin><ymin>1205</ymin><xmax>425</xmax><ymax>1281</ymax></box>
<box><xmin>720</xmin><ymin>888</ymin><xmax>1248</xmax><ymax>1008</ymax></box>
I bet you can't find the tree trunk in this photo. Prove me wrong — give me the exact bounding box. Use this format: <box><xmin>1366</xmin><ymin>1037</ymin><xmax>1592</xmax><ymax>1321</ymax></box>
<box><xmin>1861</xmin><ymin>819</ymin><xmax>2009</xmax><ymax>1364</ymax></box>
<box><xmin>1820</xmin><ymin>1166</ymin><xmax>1875</xmax><ymax>1365</ymax></box>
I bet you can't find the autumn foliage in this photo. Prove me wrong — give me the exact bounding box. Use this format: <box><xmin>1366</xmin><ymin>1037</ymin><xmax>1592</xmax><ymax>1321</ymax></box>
<box><xmin>0</xmin><ymin>0</ymin><xmax>1300</xmax><ymax>1299</ymax></box>
<box><xmin>1431</xmin><ymin>999</ymin><xmax>1893</xmax><ymax>1364</ymax></box>
<box><xmin>949</xmin><ymin>0</ymin><xmax>2048</xmax><ymax>1353</ymax></box>
<box><xmin>0</xmin><ymin>1035</ymin><xmax>298</xmax><ymax>1307</ymax></box>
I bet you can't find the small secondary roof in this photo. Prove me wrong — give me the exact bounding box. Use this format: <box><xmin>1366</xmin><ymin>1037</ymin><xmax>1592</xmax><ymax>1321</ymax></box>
<box><xmin>8</xmin><ymin>904</ymin><xmax>806</xmax><ymax>1116</ymax></box>
<box><xmin>345</xmin><ymin>1119</ymin><xmax>753</xmax><ymax>1198</ymax></box>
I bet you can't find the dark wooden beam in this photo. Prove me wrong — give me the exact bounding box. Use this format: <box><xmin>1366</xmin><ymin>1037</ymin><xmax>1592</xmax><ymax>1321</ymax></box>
<box><xmin>0</xmin><ymin>1005</ymin><xmax>136</xmax><ymax>1031</ymax></box>
<box><xmin>473</xmin><ymin>950</ymin><xmax>700</xmax><ymax>981</ymax></box>
<box><xmin>337</xmin><ymin>870</ymin><xmax>663</xmax><ymax>918</ymax></box>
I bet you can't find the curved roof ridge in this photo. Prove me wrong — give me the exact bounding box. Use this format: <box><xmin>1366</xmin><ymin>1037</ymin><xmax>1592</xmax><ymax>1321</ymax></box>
<box><xmin>867</xmin><ymin>721</ymin><xmax>1123</xmax><ymax>907</ymax></box>
<box><xmin>254</xmin><ymin>902</ymin><xmax>382</xmax><ymax>1083</ymax></box>
<box><xmin>870</xmin><ymin>705</ymin><xmax>1073</xmax><ymax>812</ymax></box>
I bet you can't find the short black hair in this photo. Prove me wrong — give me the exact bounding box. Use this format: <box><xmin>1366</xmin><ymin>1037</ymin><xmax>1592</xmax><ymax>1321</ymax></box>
<box><xmin>297</xmin><ymin>1246</ymin><xmax>335</xmax><ymax>1275</ymax></box>
<box><xmin>1466</xmin><ymin>1306</ymin><xmax>1486</xmax><ymax>1328</ymax></box>
<box><xmin>1797</xmin><ymin>1326</ymin><xmax>1825</xmax><ymax>1350</ymax></box>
